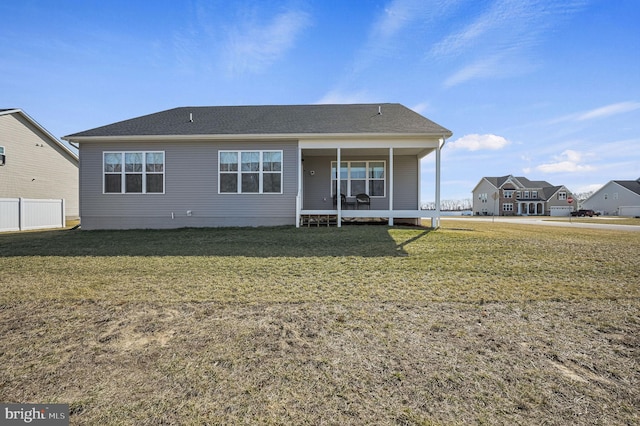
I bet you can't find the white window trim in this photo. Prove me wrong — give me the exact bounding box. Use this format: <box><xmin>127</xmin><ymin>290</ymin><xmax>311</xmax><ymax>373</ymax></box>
<box><xmin>103</xmin><ymin>151</ymin><xmax>165</xmax><ymax>195</ymax></box>
<box><xmin>503</xmin><ymin>203</ymin><xmax>514</xmax><ymax>211</ymax></box>
<box><xmin>330</xmin><ymin>160</ymin><xmax>386</xmax><ymax>198</ymax></box>
<box><xmin>558</xmin><ymin>192</ymin><xmax>567</xmax><ymax>200</ymax></box>
<box><xmin>218</xmin><ymin>150</ymin><xmax>283</xmax><ymax>194</ymax></box>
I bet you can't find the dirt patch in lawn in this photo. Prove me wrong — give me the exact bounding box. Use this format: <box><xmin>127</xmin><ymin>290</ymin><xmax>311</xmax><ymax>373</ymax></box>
<box><xmin>1</xmin><ymin>299</ymin><xmax>638</xmax><ymax>425</ymax></box>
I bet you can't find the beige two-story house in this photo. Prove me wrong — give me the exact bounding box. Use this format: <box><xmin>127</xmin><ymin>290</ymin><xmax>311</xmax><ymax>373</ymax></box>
<box><xmin>472</xmin><ymin>175</ymin><xmax>574</xmax><ymax>216</ymax></box>
<box><xmin>0</xmin><ymin>108</ymin><xmax>79</xmax><ymax>219</ymax></box>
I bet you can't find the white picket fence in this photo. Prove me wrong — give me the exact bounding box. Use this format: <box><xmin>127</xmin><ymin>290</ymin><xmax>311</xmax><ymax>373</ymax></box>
<box><xmin>0</xmin><ymin>198</ymin><xmax>66</xmax><ymax>232</ymax></box>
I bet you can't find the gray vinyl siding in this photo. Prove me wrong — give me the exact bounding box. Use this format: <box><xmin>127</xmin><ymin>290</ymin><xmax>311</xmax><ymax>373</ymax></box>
<box><xmin>0</xmin><ymin>113</ymin><xmax>79</xmax><ymax>218</ymax></box>
<box><xmin>392</xmin><ymin>156</ymin><xmax>418</xmax><ymax>210</ymax></box>
<box><xmin>582</xmin><ymin>182</ymin><xmax>640</xmax><ymax>215</ymax></box>
<box><xmin>301</xmin><ymin>154</ymin><xmax>418</xmax><ymax>210</ymax></box>
<box><xmin>79</xmin><ymin>140</ymin><xmax>298</xmax><ymax>229</ymax></box>
<box><xmin>302</xmin><ymin>156</ymin><xmax>335</xmax><ymax>210</ymax></box>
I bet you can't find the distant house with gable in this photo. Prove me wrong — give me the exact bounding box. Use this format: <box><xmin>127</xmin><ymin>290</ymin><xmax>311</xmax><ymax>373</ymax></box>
<box><xmin>581</xmin><ymin>179</ymin><xmax>640</xmax><ymax>216</ymax></box>
<box><xmin>472</xmin><ymin>175</ymin><xmax>574</xmax><ymax>216</ymax></box>
<box><xmin>0</xmin><ymin>108</ymin><xmax>79</xmax><ymax>219</ymax></box>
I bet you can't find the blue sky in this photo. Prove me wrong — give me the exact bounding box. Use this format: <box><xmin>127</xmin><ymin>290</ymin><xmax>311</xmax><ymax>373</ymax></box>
<box><xmin>2</xmin><ymin>0</ymin><xmax>639</xmax><ymax>202</ymax></box>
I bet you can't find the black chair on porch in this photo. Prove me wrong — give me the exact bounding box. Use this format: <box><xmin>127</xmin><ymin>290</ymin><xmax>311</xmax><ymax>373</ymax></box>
<box><xmin>333</xmin><ymin>193</ymin><xmax>346</xmax><ymax>209</ymax></box>
<box><xmin>355</xmin><ymin>193</ymin><xmax>370</xmax><ymax>209</ymax></box>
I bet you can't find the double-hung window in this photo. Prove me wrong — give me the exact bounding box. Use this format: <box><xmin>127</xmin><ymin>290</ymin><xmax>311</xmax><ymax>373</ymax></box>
<box><xmin>331</xmin><ymin>161</ymin><xmax>386</xmax><ymax>197</ymax></box>
<box><xmin>103</xmin><ymin>151</ymin><xmax>165</xmax><ymax>194</ymax></box>
<box><xmin>219</xmin><ymin>150</ymin><xmax>282</xmax><ymax>194</ymax></box>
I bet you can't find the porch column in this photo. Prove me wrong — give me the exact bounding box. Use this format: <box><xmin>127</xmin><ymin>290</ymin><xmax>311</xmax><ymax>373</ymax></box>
<box><xmin>433</xmin><ymin>138</ymin><xmax>442</xmax><ymax>228</ymax></box>
<box><xmin>388</xmin><ymin>147</ymin><xmax>394</xmax><ymax>226</ymax></box>
<box><xmin>337</xmin><ymin>148</ymin><xmax>342</xmax><ymax>227</ymax></box>
<box><xmin>296</xmin><ymin>146</ymin><xmax>302</xmax><ymax>228</ymax></box>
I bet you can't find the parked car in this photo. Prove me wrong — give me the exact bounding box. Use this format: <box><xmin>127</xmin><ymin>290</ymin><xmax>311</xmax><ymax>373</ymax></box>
<box><xmin>571</xmin><ymin>209</ymin><xmax>601</xmax><ymax>217</ymax></box>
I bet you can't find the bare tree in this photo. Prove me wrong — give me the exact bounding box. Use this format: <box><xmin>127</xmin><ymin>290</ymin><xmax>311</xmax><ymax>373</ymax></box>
<box><xmin>575</xmin><ymin>191</ymin><xmax>594</xmax><ymax>202</ymax></box>
<box><xmin>421</xmin><ymin>199</ymin><xmax>472</xmax><ymax>211</ymax></box>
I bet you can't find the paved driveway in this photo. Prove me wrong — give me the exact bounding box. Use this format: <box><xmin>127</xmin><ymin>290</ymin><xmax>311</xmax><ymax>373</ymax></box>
<box><xmin>443</xmin><ymin>216</ymin><xmax>640</xmax><ymax>232</ymax></box>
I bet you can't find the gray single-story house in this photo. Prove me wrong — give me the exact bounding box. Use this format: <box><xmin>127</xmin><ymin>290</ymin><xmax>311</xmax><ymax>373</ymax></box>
<box><xmin>63</xmin><ymin>104</ymin><xmax>452</xmax><ymax>230</ymax></box>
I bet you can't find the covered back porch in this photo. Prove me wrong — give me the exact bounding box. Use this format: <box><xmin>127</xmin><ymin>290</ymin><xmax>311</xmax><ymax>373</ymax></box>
<box><xmin>295</xmin><ymin>136</ymin><xmax>446</xmax><ymax>228</ymax></box>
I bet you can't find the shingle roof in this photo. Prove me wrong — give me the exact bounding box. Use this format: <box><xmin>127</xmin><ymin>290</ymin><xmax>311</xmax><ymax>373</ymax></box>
<box><xmin>484</xmin><ymin>175</ymin><xmax>553</xmax><ymax>189</ymax></box>
<box><xmin>483</xmin><ymin>176</ymin><xmax>510</xmax><ymax>188</ymax></box>
<box><xmin>541</xmin><ymin>185</ymin><xmax>563</xmax><ymax>200</ymax></box>
<box><xmin>512</xmin><ymin>176</ymin><xmax>553</xmax><ymax>188</ymax></box>
<box><xmin>614</xmin><ymin>179</ymin><xmax>640</xmax><ymax>196</ymax></box>
<box><xmin>63</xmin><ymin>104</ymin><xmax>452</xmax><ymax>139</ymax></box>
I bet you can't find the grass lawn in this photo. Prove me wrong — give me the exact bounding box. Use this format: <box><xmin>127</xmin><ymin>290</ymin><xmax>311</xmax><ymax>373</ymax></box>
<box><xmin>544</xmin><ymin>217</ymin><xmax>640</xmax><ymax>226</ymax></box>
<box><xmin>1</xmin><ymin>220</ymin><xmax>638</xmax><ymax>425</ymax></box>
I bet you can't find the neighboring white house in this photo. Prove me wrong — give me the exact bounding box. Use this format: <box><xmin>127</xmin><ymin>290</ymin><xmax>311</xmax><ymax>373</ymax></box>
<box><xmin>0</xmin><ymin>108</ymin><xmax>79</xmax><ymax>219</ymax></box>
<box><xmin>63</xmin><ymin>104</ymin><xmax>452</xmax><ymax>230</ymax></box>
<box><xmin>472</xmin><ymin>175</ymin><xmax>574</xmax><ymax>216</ymax></box>
<box><xmin>581</xmin><ymin>179</ymin><xmax>640</xmax><ymax>216</ymax></box>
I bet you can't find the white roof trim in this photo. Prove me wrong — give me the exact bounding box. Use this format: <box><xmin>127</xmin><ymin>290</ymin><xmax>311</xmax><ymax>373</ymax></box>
<box><xmin>63</xmin><ymin>132</ymin><xmax>449</xmax><ymax>143</ymax></box>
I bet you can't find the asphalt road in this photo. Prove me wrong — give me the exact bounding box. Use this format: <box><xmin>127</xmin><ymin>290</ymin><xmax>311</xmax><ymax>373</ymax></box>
<box><xmin>442</xmin><ymin>216</ymin><xmax>640</xmax><ymax>232</ymax></box>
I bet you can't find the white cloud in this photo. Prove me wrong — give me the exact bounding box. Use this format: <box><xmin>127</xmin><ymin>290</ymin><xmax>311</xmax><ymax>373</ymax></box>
<box><xmin>343</xmin><ymin>0</ymin><xmax>455</xmax><ymax>79</ymax></box>
<box><xmin>574</xmin><ymin>183</ymin><xmax>604</xmax><ymax>194</ymax></box>
<box><xmin>443</xmin><ymin>55</ymin><xmax>504</xmax><ymax>88</ymax></box>
<box><xmin>316</xmin><ymin>90</ymin><xmax>374</xmax><ymax>105</ymax></box>
<box><xmin>549</xmin><ymin>101</ymin><xmax>640</xmax><ymax>124</ymax></box>
<box><xmin>410</xmin><ymin>102</ymin><xmax>430</xmax><ymax>115</ymax></box>
<box><xmin>576</xmin><ymin>101</ymin><xmax>640</xmax><ymax>121</ymax></box>
<box><xmin>375</xmin><ymin>0</ymin><xmax>421</xmax><ymax>39</ymax></box>
<box><xmin>224</xmin><ymin>9</ymin><xmax>311</xmax><ymax>75</ymax></box>
<box><xmin>447</xmin><ymin>133</ymin><xmax>510</xmax><ymax>151</ymax></box>
<box><xmin>535</xmin><ymin>149</ymin><xmax>595</xmax><ymax>173</ymax></box>
<box><xmin>436</xmin><ymin>0</ymin><xmax>587</xmax><ymax>87</ymax></box>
